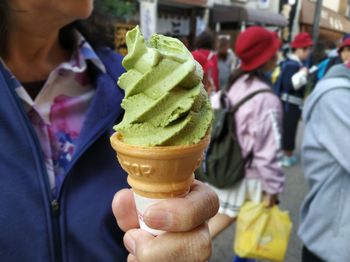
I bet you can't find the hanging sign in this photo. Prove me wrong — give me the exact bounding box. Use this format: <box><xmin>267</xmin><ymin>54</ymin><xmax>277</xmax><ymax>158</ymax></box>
<box><xmin>140</xmin><ymin>0</ymin><xmax>158</xmax><ymax>39</ymax></box>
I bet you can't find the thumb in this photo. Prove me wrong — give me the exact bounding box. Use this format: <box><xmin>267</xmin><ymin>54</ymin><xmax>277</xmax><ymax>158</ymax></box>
<box><xmin>112</xmin><ymin>189</ymin><xmax>139</xmax><ymax>232</ymax></box>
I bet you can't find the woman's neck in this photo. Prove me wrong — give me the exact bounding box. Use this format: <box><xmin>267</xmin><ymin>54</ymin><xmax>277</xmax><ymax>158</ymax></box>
<box><xmin>4</xmin><ymin>15</ymin><xmax>71</xmax><ymax>82</ymax></box>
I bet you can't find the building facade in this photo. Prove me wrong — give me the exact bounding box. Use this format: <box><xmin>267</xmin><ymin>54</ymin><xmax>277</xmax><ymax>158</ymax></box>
<box><xmin>299</xmin><ymin>0</ymin><xmax>350</xmax><ymax>43</ymax></box>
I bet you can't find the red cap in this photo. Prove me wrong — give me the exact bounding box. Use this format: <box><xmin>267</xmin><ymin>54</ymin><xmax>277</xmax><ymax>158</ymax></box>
<box><xmin>338</xmin><ymin>38</ymin><xmax>350</xmax><ymax>53</ymax></box>
<box><xmin>235</xmin><ymin>26</ymin><xmax>281</xmax><ymax>71</ymax></box>
<box><xmin>291</xmin><ymin>32</ymin><xmax>313</xmax><ymax>49</ymax></box>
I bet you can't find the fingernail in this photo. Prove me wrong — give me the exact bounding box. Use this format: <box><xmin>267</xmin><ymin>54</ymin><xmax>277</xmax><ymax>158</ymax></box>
<box><xmin>144</xmin><ymin>208</ymin><xmax>172</xmax><ymax>229</ymax></box>
<box><xmin>124</xmin><ymin>233</ymin><xmax>136</xmax><ymax>254</ymax></box>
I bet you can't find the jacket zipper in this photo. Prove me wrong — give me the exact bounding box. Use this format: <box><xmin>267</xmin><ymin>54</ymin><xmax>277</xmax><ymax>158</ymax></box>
<box><xmin>6</xmin><ymin>80</ymin><xmax>61</xmax><ymax>261</ymax></box>
<box><xmin>25</xmin><ymin>108</ymin><xmax>118</xmax><ymax>262</ymax></box>
<box><xmin>51</xmin><ymin>71</ymin><xmax>121</xmax><ymax>260</ymax></box>
<box><xmin>51</xmin><ymin>199</ymin><xmax>62</xmax><ymax>262</ymax></box>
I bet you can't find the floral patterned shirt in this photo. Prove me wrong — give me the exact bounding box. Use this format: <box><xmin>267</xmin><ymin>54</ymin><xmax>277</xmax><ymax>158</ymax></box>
<box><xmin>13</xmin><ymin>34</ymin><xmax>106</xmax><ymax>197</ymax></box>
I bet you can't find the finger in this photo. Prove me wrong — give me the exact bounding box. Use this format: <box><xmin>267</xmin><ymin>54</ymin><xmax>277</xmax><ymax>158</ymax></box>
<box><xmin>262</xmin><ymin>197</ymin><xmax>270</xmax><ymax>208</ymax></box>
<box><xmin>127</xmin><ymin>224</ymin><xmax>211</xmax><ymax>262</ymax></box>
<box><xmin>263</xmin><ymin>196</ymin><xmax>274</xmax><ymax>208</ymax></box>
<box><xmin>123</xmin><ymin>228</ymin><xmax>155</xmax><ymax>255</ymax></box>
<box><xmin>143</xmin><ymin>180</ymin><xmax>219</xmax><ymax>232</ymax></box>
<box><xmin>112</xmin><ymin>189</ymin><xmax>139</xmax><ymax>232</ymax></box>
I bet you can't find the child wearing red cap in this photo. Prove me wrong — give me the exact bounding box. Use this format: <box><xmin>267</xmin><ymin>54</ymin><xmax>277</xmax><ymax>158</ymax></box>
<box><xmin>316</xmin><ymin>34</ymin><xmax>350</xmax><ymax>81</ymax></box>
<box><xmin>208</xmin><ymin>27</ymin><xmax>284</xmax><ymax>240</ymax></box>
<box><xmin>338</xmin><ymin>38</ymin><xmax>350</xmax><ymax>63</ymax></box>
<box><xmin>278</xmin><ymin>32</ymin><xmax>313</xmax><ymax>167</ymax></box>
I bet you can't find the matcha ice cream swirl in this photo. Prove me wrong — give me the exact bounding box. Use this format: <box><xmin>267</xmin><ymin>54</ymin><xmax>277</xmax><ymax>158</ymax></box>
<box><xmin>114</xmin><ymin>26</ymin><xmax>212</xmax><ymax>146</ymax></box>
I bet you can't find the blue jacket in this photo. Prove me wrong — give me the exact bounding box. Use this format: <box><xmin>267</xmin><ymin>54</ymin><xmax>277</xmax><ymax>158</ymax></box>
<box><xmin>280</xmin><ymin>58</ymin><xmax>305</xmax><ymax>98</ymax></box>
<box><xmin>0</xmin><ymin>48</ymin><xmax>129</xmax><ymax>261</ymax></box>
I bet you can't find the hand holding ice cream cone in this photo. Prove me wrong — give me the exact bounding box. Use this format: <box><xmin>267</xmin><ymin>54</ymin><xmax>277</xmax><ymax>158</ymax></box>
<box><xmin>112</xmin><ymin>181</ymin><xmax>219</xmax><ymax>262</ymax></box>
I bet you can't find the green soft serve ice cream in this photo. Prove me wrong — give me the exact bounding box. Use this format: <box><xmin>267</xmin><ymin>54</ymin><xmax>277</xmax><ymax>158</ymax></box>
<box><xmin>114</xmin><ymin>26</ymin><xmax>212</xmax><ymax>146</ymax></box>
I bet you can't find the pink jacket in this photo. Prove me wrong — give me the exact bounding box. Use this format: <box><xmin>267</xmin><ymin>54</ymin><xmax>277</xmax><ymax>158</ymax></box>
<box><xmin>227</xmin><ymin>75</ymin><xmax>284</xmax><ymax>194</ymax></box>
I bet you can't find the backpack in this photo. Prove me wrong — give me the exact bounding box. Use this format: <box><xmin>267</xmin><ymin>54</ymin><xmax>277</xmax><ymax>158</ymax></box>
<box><xmin>324</xmin><ymin>56</ymin><xmax>341</xmax><ymax>74</ymax></box>
<box><xmin>196</xmin><ymin>88</ymin><xmax>273</xmax><ymax>189</ymax></box>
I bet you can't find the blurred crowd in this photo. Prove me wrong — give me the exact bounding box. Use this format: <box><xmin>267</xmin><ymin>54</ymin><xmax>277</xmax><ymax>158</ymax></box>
<box><xmin>190</xmin><ymin>27</ymin><xmax>350</xmax><ymax>262</ymax></box>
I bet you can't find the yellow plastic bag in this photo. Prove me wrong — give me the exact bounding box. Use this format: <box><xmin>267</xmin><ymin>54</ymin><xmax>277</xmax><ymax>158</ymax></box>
<box><xmin>234</xmin><ymin>202</ymin><xmax>292</xmax><ymax>262</ymax></box>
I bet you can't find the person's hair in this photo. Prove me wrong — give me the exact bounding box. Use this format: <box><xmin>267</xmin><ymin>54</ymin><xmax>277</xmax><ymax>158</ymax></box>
<box><xmin>340</xmin><ymin>45</ymin><xmax>350</xmax><ymax>54</ymax></box>
<box><xmin>325</xmin><ymin>40</ymin><xmax>336</xmax><ymax>50</ymax></box>
<box><xmin>218</xmin><ymin>37</ymin><xmax>230</xmax><ymax>48</ymax></box>
<box><xmin>195</xmin><ymin>30</ymin><xmax>216</xmax><ymax>50</ymax></box>
<box><xmin>226</xmin><ymin>67</ymin><xmax>268</xmax><ymax>90</ymax></box>
<box><xmin>292</xmin><ymin>47</ymin><xmax>310</xmax><ymax>53</ymax></box>
<box><xmin>0</xmin><ymin>1</ymin><xmax>9</xmax><ymax>56</ymax></box>
<box><xmin>311</xmin><ymin>41</ymin><xmax>326</xmax><ymax>64</ymax></box>
<box><xmin>0</xmin><ymin>2</ymin><xmax>115</xmax><ymax>57</ymax></box>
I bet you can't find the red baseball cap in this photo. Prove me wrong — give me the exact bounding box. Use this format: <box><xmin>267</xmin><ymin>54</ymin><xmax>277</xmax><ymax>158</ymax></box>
<box><xmin>338</xmin><ymin>38</ymin><xmax>350</xmax><ymax>53</ymax></box>
<box><xmin>235</xmin><ymin>26</ymin><xmax>281</xmax><ymax>71</ymax></box>
<box><xmin>291</xmin><ymin>32</ymin><xmax>313</xmax><ymax>49</ymax></box>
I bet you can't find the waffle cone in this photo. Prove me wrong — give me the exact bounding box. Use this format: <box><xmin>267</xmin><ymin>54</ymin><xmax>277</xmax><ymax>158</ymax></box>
<box><xmin>110</xmin><ymin>132</ymin><xmax>210</xmax><ymax>199</ymax></box>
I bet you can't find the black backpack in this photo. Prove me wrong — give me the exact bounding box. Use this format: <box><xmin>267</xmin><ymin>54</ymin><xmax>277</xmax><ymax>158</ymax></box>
<box><xmin>196</xmin><ymin>88</ymin><xmax>273</xmax><ymax>188</ymax></box>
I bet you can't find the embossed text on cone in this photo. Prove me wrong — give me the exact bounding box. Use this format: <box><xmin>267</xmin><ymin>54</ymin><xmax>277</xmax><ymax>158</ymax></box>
<box><xmin>110</xmin><ymin>132</ymin><xmax>210</xmax><ymax>199</ymax></box>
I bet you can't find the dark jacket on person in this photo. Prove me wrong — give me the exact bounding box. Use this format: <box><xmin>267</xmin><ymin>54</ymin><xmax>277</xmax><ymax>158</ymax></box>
<box><xmin>280</xmin><ymin>56</ymin><xmax>305</xmax><ymax>99</ymax></box>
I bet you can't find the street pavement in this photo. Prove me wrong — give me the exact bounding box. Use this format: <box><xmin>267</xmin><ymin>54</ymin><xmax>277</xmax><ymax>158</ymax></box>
<box><xmin>211</xmin><ymin>123</ymin><xmax>308</xmax><ymax>262</ymax></box>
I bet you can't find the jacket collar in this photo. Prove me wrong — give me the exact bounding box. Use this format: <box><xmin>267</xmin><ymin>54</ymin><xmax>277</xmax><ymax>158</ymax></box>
<box><xmin>1</xmin><ymin>47</ymin><xmax>125</xmax><ymax>191</ymax></box>
<box><xmin>64</xmin><ymin>48</ymin><xmax>125</xmax><ymax>176</ymax></box>
<box><xmin>288</xmin><ymin>54</ymin><xmax>303</xmax><ymax>66</ymax></box>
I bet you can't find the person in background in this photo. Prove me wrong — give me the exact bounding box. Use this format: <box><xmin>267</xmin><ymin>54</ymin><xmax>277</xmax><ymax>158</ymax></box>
<box><xmin>178</xmin><ymin>35</ymin><xmax>190</xmax><ymax>50</ymax></box>
<box><xmin>208</xmin><ymin>26</ymin><xmax>284</xmax><ymax>240</ymax></box>
<box><xmin>0</xmin><ymin>1</ymin><xmax>219</xmax><ymax>261</ymax></box>
<box><xmin>337</xmin><ymin>37</ymin><xmax>350</xmax><ymax>63</ymax></box>
<box><xmin>299</xmin><ymin>60</ymin><xmax>350</xmax><ymax>262</ymax></box>
<box><xmin>281</xmin><ymin>43</ymin><xmax>291</xmax><ymax>61</ymax></box>
<box><xmin>218</xmin><ymin>36</ymin><xmax>237</xmax><ymax>90</ymax></box>
<box><xmin>314</xmin><ymin>37</ymin><xmax>350</xmax><ymax>84</ymax></box>
<box><xmin>308</xmin><ymin>40</ymin><xmax>327</xmax><ymax>67</ymax></box>
<box><xmin>279</xmin><ymin>32</ymin><xmax>313</xmax><ymax>167</ymax></box>
<box><xmin>192</xmin><ymin>30</ymin><xmax>219</xmax><ymax>94</ymax></box>
<box><xmin>304</xmin><ymin>40</ymin><xmax>327</xmax><ymax>96</ymax></box>
<box><xmin>316</xmin><ymin>34</ymin><xmax>350</xmax><ymax>81</ymax></box>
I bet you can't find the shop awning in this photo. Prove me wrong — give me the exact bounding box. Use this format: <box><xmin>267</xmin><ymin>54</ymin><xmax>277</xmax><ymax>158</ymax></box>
<box><xmin>212</xmin><ymin>4</ymin><xmax>288</xmax><ymax>27</ymax></box>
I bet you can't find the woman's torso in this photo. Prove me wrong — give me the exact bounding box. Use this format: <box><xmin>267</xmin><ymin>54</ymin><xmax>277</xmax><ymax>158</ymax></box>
<box><xmin>0</xmin><ymin>45</ymin><xmax>129</xmax><ymax>261</ymax></box>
